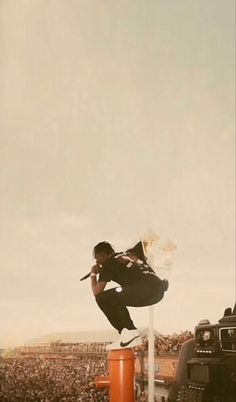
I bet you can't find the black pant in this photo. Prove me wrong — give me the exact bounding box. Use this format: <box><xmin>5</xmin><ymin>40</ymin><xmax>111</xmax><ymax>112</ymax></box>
<box><xmin>95</xmin><ymin>278</ymin><xmax>164</xmax><ymax>333</ymax></box>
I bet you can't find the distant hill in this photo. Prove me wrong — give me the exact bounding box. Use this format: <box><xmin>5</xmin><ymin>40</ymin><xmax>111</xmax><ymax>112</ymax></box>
<box><xmin>26</xmin><ymin>329</ymin><xmax>118</xmax><ymax>345</ymax></box>
<box><xmin>0</xmin><ymin>348</ymin><xmax>5</xmax><ymax>357</ymax></box>
<box><xmin>26</xmin><ymin>328</ymin><xmax>161</xmax><ymax>345</ymax></box>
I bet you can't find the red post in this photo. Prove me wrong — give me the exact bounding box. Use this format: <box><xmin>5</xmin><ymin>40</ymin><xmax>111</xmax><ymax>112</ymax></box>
<box><xmin>96</xmin><ymin>348</ymin><xmax>135</xmax><ymax>402</ymax></box>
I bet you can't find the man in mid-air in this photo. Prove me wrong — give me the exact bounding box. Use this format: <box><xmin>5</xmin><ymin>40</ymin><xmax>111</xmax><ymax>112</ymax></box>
<box><xmin>89</xmin><ymin>241</ymin><xmax>169</xmax><ymax>350</ymax></box>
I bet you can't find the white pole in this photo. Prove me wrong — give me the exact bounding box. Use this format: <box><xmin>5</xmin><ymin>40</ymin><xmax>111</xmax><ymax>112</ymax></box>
<box><xmin>141</xmin><ymin>234</ymin><xmax>176</xmax><ymax>402</ymax></box>
<box><xmin>141</xmin><ymin>236</ymin><xmax>156</xmax><ymax>402</ymax></box>
<box><xmin>148</xmin><ymin>305</ymin><xmax>155</xmax><ymax>402</ymax></box>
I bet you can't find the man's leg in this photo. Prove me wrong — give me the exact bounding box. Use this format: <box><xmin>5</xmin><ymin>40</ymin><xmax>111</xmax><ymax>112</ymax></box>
<box><xmin>95</xmin><ymin>288</ymin><xmax>136</xmax><ymax>333</ymax></box>
<box><xmin>95</xmin><ymin>284</ymin><xmax>164</xmax><ymax>349</ymax></box>
<box><xmin>95</xmin><ymin>283</ymin><xmax>163</xmax><ymax>331</ymax></box>
<box><xmin>116</xmin><ymin>283</ymin><xmax>164</xmax><ymax>307</ymax></box>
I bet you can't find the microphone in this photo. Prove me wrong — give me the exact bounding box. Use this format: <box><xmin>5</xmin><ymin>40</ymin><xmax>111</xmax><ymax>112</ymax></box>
<box><xmin>80</xmin><ymin>272</ymin><xmax>91</xmax><ymax>281</ymax></box>
<box><xmin>80</xmin><ymin>264</ymin><xmax>101</xmax><ymax>281</ymax></box>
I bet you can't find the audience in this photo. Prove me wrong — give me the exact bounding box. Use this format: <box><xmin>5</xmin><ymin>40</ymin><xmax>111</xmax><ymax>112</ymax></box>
<box><xmin>0</xmin><ymin>357</ymin><xmax>108</xmax><ymax>402</ymax></box>
<box><xmin>136</xmin><ymin>330</ymin><xmax>193</xmax><ymax>355</ymax></box>
<box><xmin>0</xmin><ymin>331</ymin><xmax>193</xmax><ymax>401</ymax></box>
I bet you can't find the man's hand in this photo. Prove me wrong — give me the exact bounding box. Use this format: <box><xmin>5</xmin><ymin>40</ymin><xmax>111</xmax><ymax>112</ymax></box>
<box><xmin>90</xmin><ymin>264</ymin><xmax>100</xmax><ymax>274</ymax></box>
<box><xmin>90</xmin><ymin>264</ymin><xmax>106</xmax><ymax>296</ymax></box>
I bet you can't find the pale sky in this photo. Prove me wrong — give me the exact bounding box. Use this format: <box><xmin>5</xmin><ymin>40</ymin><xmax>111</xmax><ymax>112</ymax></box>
<box><xmin>0</xmin><ymin>0</ymin><xmax>235</xmax><ymax>348</ymax></box>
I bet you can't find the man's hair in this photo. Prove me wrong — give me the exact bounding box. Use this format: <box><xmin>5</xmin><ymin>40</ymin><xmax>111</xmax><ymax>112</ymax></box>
<box><xmin>93</xmin><ymin>241</ymin><xmax>115</xmax><ymax>257</ymax></box>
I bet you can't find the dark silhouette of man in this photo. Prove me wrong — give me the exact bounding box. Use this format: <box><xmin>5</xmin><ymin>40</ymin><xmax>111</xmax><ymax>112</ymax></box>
<box><xmin>90</xmin><ymin>241</ymin><xmax>168</xmax><ymax>350</ymax></box>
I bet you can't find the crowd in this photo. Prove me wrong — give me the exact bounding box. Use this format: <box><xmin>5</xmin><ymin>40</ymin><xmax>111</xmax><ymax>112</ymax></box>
<box><xmin>0</xmin><ymin>357</ymin><xmax>108</xmax><ymax>402</ymax></box>
<box><xmin>0</xmin><ymin>357</ymin><xmax>159</xmax><ymax>402</ymax></box>
<box><xmin>137</xmin><ymin>330</ymin><xmax>193</xmax><ymax>355</ymax></box>
<box><xmin>0</xmin><ymin>332</ymin><xmax>193</xmax><ymax>401</ymax></box>
<box><xmin>18</xmin><ymin>342</ymin><xmax>107</xmax><ymax>356</ymax></box>
<box><xmin>17</xmin><ymin>331</ymin><xmax>193</xmax><ymax>358</ymax></box>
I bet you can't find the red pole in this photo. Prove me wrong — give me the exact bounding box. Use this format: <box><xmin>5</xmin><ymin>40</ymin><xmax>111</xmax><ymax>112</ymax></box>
<box><xmin>96</xmin><ymin>348</ymin><xmax>135</xmax><ymax>402</ymax></box>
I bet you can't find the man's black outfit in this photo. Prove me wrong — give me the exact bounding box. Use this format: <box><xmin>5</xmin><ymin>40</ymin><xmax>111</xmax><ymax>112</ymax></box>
<box><xmin>95</xmin><ymin>252</ymin><xmax>168</xmax><ymax>333</ymax></box>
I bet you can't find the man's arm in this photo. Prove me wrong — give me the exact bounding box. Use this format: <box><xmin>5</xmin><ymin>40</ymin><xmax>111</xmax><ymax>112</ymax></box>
<box><xmin>90</xmin><ymin>265</ymin><xmax>107</xmax><ymax>296</ymax></box>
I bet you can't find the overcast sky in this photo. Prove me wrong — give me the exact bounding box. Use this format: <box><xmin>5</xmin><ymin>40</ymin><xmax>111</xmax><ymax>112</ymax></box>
<box><xmin>0</xmin><ymin>0</ymin><xmax>235</xmax><ymax>348</ymax></box>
